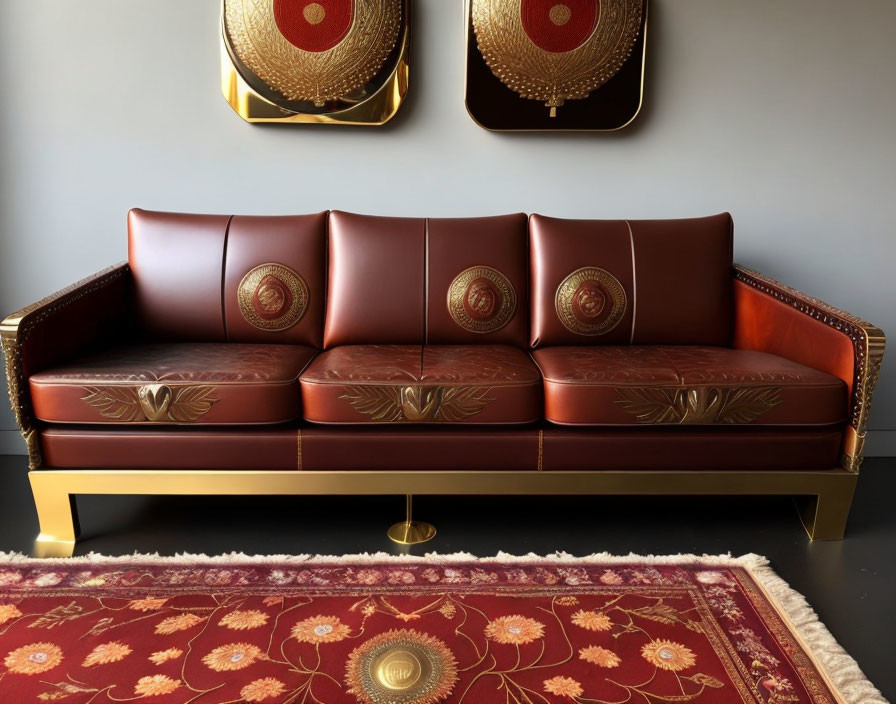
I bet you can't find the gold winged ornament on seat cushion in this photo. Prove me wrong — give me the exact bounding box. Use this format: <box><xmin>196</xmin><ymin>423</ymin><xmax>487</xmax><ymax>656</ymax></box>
<box><xmin>472</xmin><ymin>0</ymin><xmax>643</xmax><ymax>116</ymax></box>
<box><xmin>81</xmin><ymin>384</ymin><xmax>220</xmax><ymax>423</ymax></box>
<box><xmin>339</xmin><ymin>385</ymin><xmax>496</xmax><ymax>422</ymax></box>
<box><xmin>615</xmin><ymin>386</ymin><xmax>783</xmax><ymax>425</ymax></box>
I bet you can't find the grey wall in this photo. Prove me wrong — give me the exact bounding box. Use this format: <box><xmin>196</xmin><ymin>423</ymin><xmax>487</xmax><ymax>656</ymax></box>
<box><xmin>1</xmin><ymin>1</ymin><xmax>894</xmax><ymax>453</ymax></box>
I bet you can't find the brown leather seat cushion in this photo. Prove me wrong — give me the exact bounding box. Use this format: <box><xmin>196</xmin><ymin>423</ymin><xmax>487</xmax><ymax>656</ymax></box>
<box><xmin>300</xmin><ymin>345</ymin><xmax>542</xmax><ymax>424</ymax></box>
<box><xmin>30</xmin><ymin>343</ymin><xmax>317</xmax><ymax>425</ymax></box>
<box><xmin>532</xmin><ymin>346</ymin><xmax>847</xmax><ymax>426</ymax></box>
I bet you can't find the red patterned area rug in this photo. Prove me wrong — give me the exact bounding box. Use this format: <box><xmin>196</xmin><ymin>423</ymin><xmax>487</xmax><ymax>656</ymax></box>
<box><xmin>0</xmin><ymin>552</ymin><xmax>885</xmax><ymax>704</ymax></box>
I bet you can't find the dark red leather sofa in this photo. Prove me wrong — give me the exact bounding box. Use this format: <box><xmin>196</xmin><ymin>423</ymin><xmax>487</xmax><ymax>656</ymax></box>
<box><xmin>1</xmin><ymin>210</ymin><xmax>885</xmax><ymax>556</ymax></box>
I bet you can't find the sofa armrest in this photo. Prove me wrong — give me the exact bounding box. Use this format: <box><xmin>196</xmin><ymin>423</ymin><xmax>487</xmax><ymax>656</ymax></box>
<box><xmin>733</xmin><ymin>265</ymin><xmax>885</xmax><ymax>472</ymax></box>
<box><xmin>1</xmin><ymin>263</ymin><xmax>132</xmax><ymax>468</ymax></box>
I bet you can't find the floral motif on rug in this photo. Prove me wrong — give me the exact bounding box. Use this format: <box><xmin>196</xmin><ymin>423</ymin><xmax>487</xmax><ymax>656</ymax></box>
<box><xmin>0</xmin><ymin>555</ymin><xmax>878</xmax><ymax>703</ymax></box>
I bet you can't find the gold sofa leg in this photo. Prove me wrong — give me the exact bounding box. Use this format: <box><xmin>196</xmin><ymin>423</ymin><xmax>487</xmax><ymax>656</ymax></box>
<box><xmin>29</xmin><ymin>471</ymin><xmax>80</xmax><ymax>557</ymax></box>
<box><xmin>387</xmin><ymin>494</ymin><xmax>436</xmax><ymax>545</ymax></box>
<box><xmin>795</xmin><ymin>480</ymin><xmax>857</xmax><ymax>540</ymax></box>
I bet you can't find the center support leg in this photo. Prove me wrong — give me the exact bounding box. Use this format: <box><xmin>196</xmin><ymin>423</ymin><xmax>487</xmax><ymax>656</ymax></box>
<box><xmin>387</xmin><ymin>494</ymin><xmax>436</xmax><ymax>545</ymax></box>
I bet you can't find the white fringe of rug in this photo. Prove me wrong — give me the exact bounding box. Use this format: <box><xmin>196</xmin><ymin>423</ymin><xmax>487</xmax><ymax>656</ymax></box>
<box><xmin>0</xmin><ymin>551</ymin><xmax>887</xmax><ymax>704</ymax></box>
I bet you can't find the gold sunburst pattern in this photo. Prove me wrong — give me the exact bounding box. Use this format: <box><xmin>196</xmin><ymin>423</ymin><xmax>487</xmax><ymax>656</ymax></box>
<box><xmin>472</xmin><ymin>0</ymin><xmax>643</xmax><ymax>115</ymax></box>
<box><xmin>484</xmin><ymin>615</ymin><xmax>545</xmax><ymax>644</ymax></box>
<box><xmin>224</xmin><ymin>0</ymin><xmax>402</xmax><ymax>106</ymax></box>
<box><xmin>291</xmin><ymin>615</ymin><xmax>351</xmax><ymax>644</ymax></box>
<box><xmin>4</xmin><ymin>642</ymin><xmax>63</xmax><ymax>675</ymax></box>
<box><xmin>640</xmin><ymin>639</ymin><xmax>697</xmax><ymax>671</ymax></box>
<box><xmin>201</xmin><ymin>643</ymin><xmax>263</xmax><ymax>672</ymax></box>
<box><xmin>345</xmin><ymin>629</ymin><xmax>458</xmax><ymax>704</ymax></box>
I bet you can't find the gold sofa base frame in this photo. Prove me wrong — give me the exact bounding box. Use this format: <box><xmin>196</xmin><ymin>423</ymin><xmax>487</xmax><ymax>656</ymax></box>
<box><xmin>30</xmin><ymin>467</ymin><xmax>858</xmax><ymax>557</ymax></box>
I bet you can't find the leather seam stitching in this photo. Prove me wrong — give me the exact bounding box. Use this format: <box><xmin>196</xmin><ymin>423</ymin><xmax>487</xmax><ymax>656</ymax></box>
<box><xmin>297</xmin><ymin>428</ymin><xmax>303</xmax><ymax>471</ymax></box>
<box><xmin>537</xmin><ymin>429</ymin><xmax>543</xmax><ymax>471</ymax></box>
<box><xmin>221</xmin><ymin>215</ymin><xmax>234</xmax><ymax>341</ymax></box>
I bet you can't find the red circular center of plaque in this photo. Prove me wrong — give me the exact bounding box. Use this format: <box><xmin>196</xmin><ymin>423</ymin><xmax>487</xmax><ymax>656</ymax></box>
<box><xmin>572</xmin><ymin>280</ymin><xmax>608</xmax><ymax>323</ymax></box>
<box><xmin>463</xmin><ymin>278</ymin><xmax>501</xmax><ymax>321</ymax></box>
<box><xmin>520</xmin><ymin>0</ymin><xmax>598</xmax><ymax>53</ymax></box>
<box><xmin>253</xmin><ymin>275</ymin><xmax>293</xmax><ymax>320</ymax></box>
<box><xmin>273</xmin><ymin>0</ymin><xmax>354</xmax><ymax>53</ymax></box>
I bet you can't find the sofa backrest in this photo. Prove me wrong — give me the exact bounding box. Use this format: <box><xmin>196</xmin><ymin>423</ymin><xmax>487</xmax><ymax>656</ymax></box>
<box><xmin>128</xmin><ymin>209</ymin><xmax>327</xmax><ymax>346</ymax></box>
<box><xmin>529</xmin><ymin>213</ymin><xmax>733</xmax><ymax>347</ymax></box>
<box><xmin>128</xmin><ymin>209</ymin><xmax>733</xmax><ymax>350</ymax></box>
<box><xmin>324</xmin><ymin>211</ymin><xmax>529</xmax><ymax>348</ymax></box>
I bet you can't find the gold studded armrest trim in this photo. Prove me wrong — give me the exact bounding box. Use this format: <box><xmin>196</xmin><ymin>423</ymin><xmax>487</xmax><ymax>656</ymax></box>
<box><xmin>733</xmin><ymin>265</ymin><xmax>885</xmax><ymax>472</ymax></box>
<box><xmin>1</xmin><ymin>263</ymin><xmax>132</xmax><ymax>468</ymax></box>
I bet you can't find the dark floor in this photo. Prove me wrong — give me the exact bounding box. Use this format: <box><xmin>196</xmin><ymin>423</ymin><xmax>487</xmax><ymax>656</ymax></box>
<box><xmin>0</xmin><ymin>455</ymin><xmax>893</xmax><ymax>700</ymax></box>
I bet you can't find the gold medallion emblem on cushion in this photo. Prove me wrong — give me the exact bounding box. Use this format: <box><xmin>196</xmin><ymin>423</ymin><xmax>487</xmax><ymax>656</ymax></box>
<box><xmin>555</xmin><ymin>266</ymin><xmax>626</xmax><ymax>335</ymax></box>
<box><xmin>238</xmin><ymin>263</ymin><xmax>309</xmax><ymax>331</ymax></box>
<box><xmin>345</xmin><ymin>629</ymin><xmax>458</xmax><ymax>704</ymax></box>
<box><xmin>224</xmin><ymin>0</ymin><xmax>401</xmax><ymax>106</ymax></box>
<box><xmin>471</xmin><ymin>0</ymin><xmax>643</xmax><ymax>115</ymax></box>
<box><xmin>447</xmin><ymin>266</ymin><xmax>517</xmax><ymax>334</ymax></box>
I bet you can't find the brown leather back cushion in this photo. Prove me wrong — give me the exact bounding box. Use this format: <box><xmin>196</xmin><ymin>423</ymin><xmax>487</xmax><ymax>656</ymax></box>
<box><xmin>128</xmin><ymin>209</ymin><xmax>326</xmax><ymax>345</ymax></box>
<box><xmin>324</xmin><ymin>211</ymin><xmax>529</xmax><ymax>347</ymax></box>
<box><xmin>530</xmin><ymin>213</ymin><xmax>733</xmax><ymax>347</ymax></box>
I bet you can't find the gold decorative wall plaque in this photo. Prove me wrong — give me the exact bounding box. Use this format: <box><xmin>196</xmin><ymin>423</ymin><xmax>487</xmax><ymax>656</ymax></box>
<box><xmin>466</xmin><ymin>0</ymin><xmax>647</xmax><ymax>131</ymax></box>
<box><xmin>221</xmin><ymin>0</ymin><xmax>409</xmax><ymax>125</ymax></box>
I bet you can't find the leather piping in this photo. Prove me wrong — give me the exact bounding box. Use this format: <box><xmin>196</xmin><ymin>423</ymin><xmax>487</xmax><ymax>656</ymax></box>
<box><xmin>423</xmin><ymin>217</ymin><xmax>429</xmax><ymax>345</ymax></box>
<box><xmin>298</xmin><ymin>378</ymin><xmax>542</xmax><ymax>389</ymax></box>
<box><xmin>626</xmin><ymin>219</ymin><xmax>637</xmax><ymax>344</ymax></box>
<box><xmin>221</xmin><ymin>215</ymin><xmax>234</xmax><ymax>341</ymax></box>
